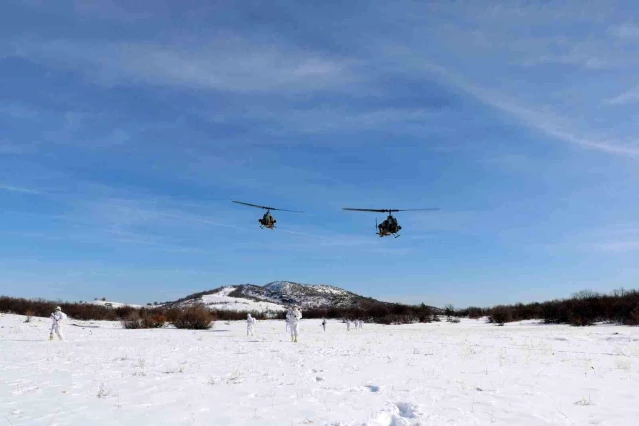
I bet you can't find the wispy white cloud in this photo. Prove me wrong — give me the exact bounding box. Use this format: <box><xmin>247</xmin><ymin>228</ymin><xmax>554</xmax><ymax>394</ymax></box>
<box><xmin>414</xmin><ymin>62</ymin><xmax>639</xmax><ymax>157</ymax></box>
<box><xmin>590</xmin><ymin>241</ymin><xmax>639</xmax><ymax>253</ymax></box>
<box><xmin>520</xmin><ymin>52</ymin><xmax>610</xmax><ymax>70</ymax></box>
<box><xmin>0</xmin><ymin>227</ymin><xmax>222</xmax><ymax>256</ymax></box>
<box><xmin>71</xmin><ymin>0</ymin><xmax>156</xmax><ymax>22</ymax></box>
<box><xmin>364</xmin><ymin>2</ymin><xmax>639</xmax><ymax>159</ymax></box>
<box><xmin>0</xmin><ymin>184</ymin><xmax>40</xmax><ymax>194</ymax></box>
<box><xmin>227</xmin><ymin>106</ymin><xmax>442</xmax><ymax>137</ymax></box>
<box><xmin>545</xmin><ymin>223</ymin><xmax>639</xmax><ymax>254</ymax></box>
<box><xmin>10</xmin><ymin>38</ymin><xmax>354</xmax><ymax>93</ymax></box>
<box><xmin>609</xmin><ymin>24</ymin><xmax>639</xmax><ymax>39</ymax></box>
<box><xmin>0</xmin><ymin>139</ymin><xmax>35</xmax><ymax>155</ymax></box>
<box><xmin>0</xmin><ymin>103</ymin><xmax>41</xmax><ymax>119</ymax></box>
<box><xmin>0</xmin><ymin>102</ymin><xmax>131</xmax><ymax>150</ymax></box>
<box><xmin>605</xmin><ymin>86</ymin><xmax>639</xmax><ymax>105</ymax></box>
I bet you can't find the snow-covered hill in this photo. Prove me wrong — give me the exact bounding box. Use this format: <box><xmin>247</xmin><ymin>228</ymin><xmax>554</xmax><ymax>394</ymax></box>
<box><xmin>175</xmin><ymin>286</ymin><xmax>287</xmax><ymax>313</ymax></box>
<box><xmin>167</xmin><ymin>281</ymin><xmax>387</xmax><ymax>313</ymax></box>
<box><xmin>89</xmin><ymin>300</ymin><xmax>142</xmax><ymax>309</ymax></box>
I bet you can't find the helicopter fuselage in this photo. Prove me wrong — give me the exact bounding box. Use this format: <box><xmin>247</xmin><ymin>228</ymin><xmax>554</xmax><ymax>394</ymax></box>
<box><xmin>377</xmin><ymin>215</ymin><xmax>402</xmax><ymax>237</ymax></box>
<box><xmin>259</xmin><ymin>211</ymin><xmax>276</xmax><ymax>229</ymax></box>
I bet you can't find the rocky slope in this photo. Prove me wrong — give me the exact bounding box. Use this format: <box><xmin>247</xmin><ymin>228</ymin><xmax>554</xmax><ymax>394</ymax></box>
<box><xmin>166</xmin><ymin>281</ymin><xmax>392</xmax><ymax>313</ymax></box>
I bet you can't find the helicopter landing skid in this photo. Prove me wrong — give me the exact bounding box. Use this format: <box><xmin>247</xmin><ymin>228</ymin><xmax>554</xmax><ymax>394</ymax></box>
<box><xmin>376</xmin><ymin>232</ymin><xmax>400</xmax><ymax>238</ymax></box>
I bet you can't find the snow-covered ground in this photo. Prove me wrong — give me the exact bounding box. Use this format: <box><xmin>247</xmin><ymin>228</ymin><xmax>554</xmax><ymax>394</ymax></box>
<box><xmin>1</xmin><ymin>314</ymin><xmax>638</xmax><ymax>425</ymax></box>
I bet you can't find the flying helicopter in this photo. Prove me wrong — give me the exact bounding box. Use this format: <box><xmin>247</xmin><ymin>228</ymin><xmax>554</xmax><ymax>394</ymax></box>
<box><xmin>342</xmin><ymin>207</ymin><xmax>440</xmax><ymax>238</ymax></box>
<box><xmin>232</xmin><ymin>201</ymin><xmax>303</xmax><ymax>230</ymax></box>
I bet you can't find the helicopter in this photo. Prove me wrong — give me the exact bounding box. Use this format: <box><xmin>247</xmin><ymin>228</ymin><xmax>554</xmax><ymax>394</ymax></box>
<box><xmin>232</xmin><ymin>201</ymin><xmax>303</xmax><ymax>229</ymax></box>
<box><xmin>342</xmin><ymin>208</ymin><xmax>440</xmax><ymax>238</ymax></box>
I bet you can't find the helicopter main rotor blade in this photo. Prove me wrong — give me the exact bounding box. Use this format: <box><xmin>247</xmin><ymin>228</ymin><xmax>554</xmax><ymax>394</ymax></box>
<box><xmin>343</xmin><ymin>208</ymin><xmax>440</xmax><ymax>213</ymax></box>
<box><xmin>390</xmin><ymin>208</ymin><xmax>441</xmax><ymax>212</ymax></box>
<box><xmin>232</xmin><ymin>200</ymin><xmax>304</xmax><ymax>213</ymax></box>
<box><xmin>232</xmin><ymin>200</ymin><xmax>271</xmax><ymax>210</ymax></box>
<box><xmin>269</xmin><ymin>207</ymin><xmax>305</xmax><ymax>213</ymax></box>
<box><xmin>342</xmin><ymin>208</ymin><xmax>389</xmax><ymax>213</ymax></box>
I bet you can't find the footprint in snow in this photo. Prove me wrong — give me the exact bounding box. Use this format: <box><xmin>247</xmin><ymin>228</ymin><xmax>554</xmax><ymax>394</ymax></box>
<box><xmin>395</xmin><ymin>402</ymin><xmax>419</xmax><ymax>419</ymax></box>
<box><xmin>364</xmin><ymin>402</ymin><xmax>422</xmax><ymax>426</ymax></box>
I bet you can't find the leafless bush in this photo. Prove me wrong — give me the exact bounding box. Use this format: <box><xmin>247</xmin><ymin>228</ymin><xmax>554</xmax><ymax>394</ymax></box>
<box><xmin>121</xmin><ymin>310</ymin><xmax>166</xmax><ymax>329</ymax></box>
<box><xmin>143</xmin><ymin>312</ymin><xmax>166</xmax><ymax>328</ymax></box>
<box><xmin>489</xmin><ymin>306</ymin><xmax>512</xmax><ymax>326</ymax></box>
<box><xmin>172</xmin><ymin>305</ymin><xmax>214</xmax><ymax>330</ymax></box>
<box><xmin>625</xmin><ymin>305</ymin><xmax>639</xmax><ymax>326</ymax></box>
<box><xmin>121</xmin><ymin>312</ymin><xmax>143</xmax><ymax>329</ymax></box>
<box><xmin>97</xmin><ymin>383</ymin><xmax>110</xmax><ymax>398</ymax></box>
<box><xmin>465</xmin><ymin>307</ymin><xmax>485</xmax><ymax>319</ymax></box>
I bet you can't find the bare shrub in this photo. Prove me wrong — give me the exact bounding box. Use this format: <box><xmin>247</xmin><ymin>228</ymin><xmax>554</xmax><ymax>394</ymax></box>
<box><xmin>489</xmin><ymin>306</ymin><xmax>512</xmax><ymax>326</ymax></box>
<box><xmin>121</xmin><ymin>312</ymin><xmax>143</xmax><ymax>329</ymax></box>
<box><xmin>466</xmin><ymin>307</ymin><xmax>484</xmax><ymax>319</ymax></box>
<box><xmin>97</xmin><ymin>383</ymin><xmax>110</xmax><ymax>398</ymax></box>
<box><xmin>568</xmin><ymin>310</ymin><xmax>593</xmax><ymax>326</ymax></box>
<box><xmin>121</xmin><ymin>310</ymin><xmax>166</xmax><ymax>329</ymax></box>
<box><xmin>143</xmin><ymin>312</ymin><xmax>166</xmax><ymax>328</ymax></box>
<box><xmin>625</xmin><ymin>305</ymin><xmax>639</xmax><ymax>326</ymax></box>
<box><xmin>172</xmin><ymin>305</ymin><xmax>213</xmax><ymax>330</ymax></box>
<box><xmin>444</xmin><ymin>304</ymin><xmax>455</xmax><ymax>321</ymax></box>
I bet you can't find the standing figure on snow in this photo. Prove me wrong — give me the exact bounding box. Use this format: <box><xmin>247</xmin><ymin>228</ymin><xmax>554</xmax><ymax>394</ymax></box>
<box><xmin>286</xmin><ymin>305</ymin><xmax>302</xmax><ymax>342</ymax></box>
<box><xmin>49</xmin><ymin>306</ymin><xmax>66</xmax><ymax>340</ymax></box>
<box><xmin>246</xmin><ymin>313</ymin><xmax>256</xmax><ymax>336</ymax></box>
<box><xmin>285</xmin><ymin>308</ymin><xmax>291</xmax><ymax>334</ymax></box>
<box><xmin>346</xmin><ymin>320</ymin><xmax>351</xmax><ymax>331</ymax></box>
<box><xmin>321</xmin><ymin>318</ymin><xmax>326</xmax><ymax>332</ymax></box>
<box><xmin>358</xmin><ymin>320</ymin><xmax>363</xmax><ymax>329</ymax></box>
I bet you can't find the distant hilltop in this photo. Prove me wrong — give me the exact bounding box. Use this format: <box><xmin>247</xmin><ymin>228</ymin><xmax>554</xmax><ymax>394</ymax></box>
<box><xmin>164</xmin><ymin>281</ymin><xmax>429</xmax><ymax>313</ymax></box>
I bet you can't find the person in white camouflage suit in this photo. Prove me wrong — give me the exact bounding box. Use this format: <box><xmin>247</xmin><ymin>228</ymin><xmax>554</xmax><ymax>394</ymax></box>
<box><xmin>246</xmin><ymin>313</ymin><xmax>256</xmax><ymax>336</ymax></box>
<box><xmin>286</xmin><ymin>305</ymin><xmax>302</xmax><ymax>342</ymax></box>
<box><xmin>49</xmin><ymin>306</ymin><xmax>67</xmax><ymax>340</ymax></box>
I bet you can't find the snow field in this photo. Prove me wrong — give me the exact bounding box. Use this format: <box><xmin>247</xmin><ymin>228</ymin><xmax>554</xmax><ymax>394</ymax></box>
<box><xmin>1</xmin><ymin>314</ymin><xmax>638</xmax><ymax>425</ymax></box>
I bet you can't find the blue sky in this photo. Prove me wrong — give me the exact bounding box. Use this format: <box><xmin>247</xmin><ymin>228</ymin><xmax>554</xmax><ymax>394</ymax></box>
<box><xmin>1</xmin><ymin>0</ymin><xmax>638</xmax><ymax>308</ymax></box>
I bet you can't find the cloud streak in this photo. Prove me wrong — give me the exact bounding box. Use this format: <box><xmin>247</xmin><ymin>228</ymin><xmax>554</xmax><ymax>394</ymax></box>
<box><xmin>10</xmin><ymin>37</ymin><xmax>354</xmax><ymax>93</ymax></box>
<box><xmin>0</xmin><ymin>184</ymin><xmax>40</xmax><ymax>194</ymax></box>
<box><xmin>590</xmin><ymin>241</ymin><xmax>639</xmax><ymax>253</ymax></box>
<box><xmin>0</xmin><ymin>140</ymin><xmax>34</xmax><ymax>155</ymax></box>
<box><xmin>413</xmin><ymin>62</ymin><xmax>639</xmax><ymax>157</ymax></box>
<box><xmin>609</xmin><ymin>24</ymin><xmax>639</xmax><ymax>39</ymax></box>
<box><xmin>605</xmin><ymin>86</ymin><xmax>639</xmax><ymax>106</ymax></box>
